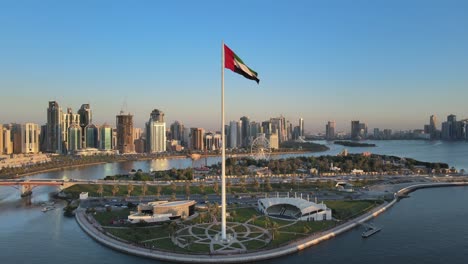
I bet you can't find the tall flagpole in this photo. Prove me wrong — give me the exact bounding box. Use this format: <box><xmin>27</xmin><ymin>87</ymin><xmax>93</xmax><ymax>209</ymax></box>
<box><xmin>221</xmin><ymin>40</ymin><xmax>227</xmax><ymax>240</ymax></box>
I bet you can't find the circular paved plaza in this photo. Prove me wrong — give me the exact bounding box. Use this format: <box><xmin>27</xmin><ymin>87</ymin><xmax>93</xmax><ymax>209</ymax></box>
<box><xmin>173</xmin><ymin>222</ymin><xmax>271</xmax><ymax>254</ymax></box>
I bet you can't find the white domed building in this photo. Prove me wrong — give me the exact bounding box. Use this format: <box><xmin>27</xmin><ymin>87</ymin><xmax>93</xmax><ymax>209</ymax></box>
<box><xmin>257</xmin><ymin>197</ymin><xmax>332</xmax><ymax>221</ymax></box>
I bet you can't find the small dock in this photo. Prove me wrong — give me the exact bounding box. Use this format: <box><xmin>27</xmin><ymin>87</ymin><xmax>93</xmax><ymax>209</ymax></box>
<box><xmin>361</xmin><ymin>223</ymin><xmax>381</xmax><ymax>238</ymax></box>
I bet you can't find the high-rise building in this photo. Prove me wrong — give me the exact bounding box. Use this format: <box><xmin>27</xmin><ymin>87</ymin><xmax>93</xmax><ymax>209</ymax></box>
<box><xmin>204</xmin><ymin>132</ymin><xmax>214</xmax><ymax>150</ymax></box>
<box><xmin>214</xmin><ymin>133</ymin><xmax>222</xmax><ymax>150</ymax></box>
<box><xmin>112</xmin><ymin>128</ymin><xmax>118</xmax><ymax>150</ymax></box>
<box><xmin>299</xmin><ymin>118</ymin><xmax>304</xmax><ymax>139</ymax></box>
<box><xmin>240</xmin><ymin>116</ymin><xmax>250</xmax><ymax>147</ymax></box>
<box><xmin>134</xmin><ymin>138</ymin><xmax>146</xmax><ymax>153</ymax></box>
<box><xmin>270</xmin><ymin>116</ymin><xmax>286</xmax><ymax>143</ymax></box>
<box><xmin>287</xmin><ymin>121</ymin><xmax>293</xmax><ymax>141</ymax></box>
<box><xmin>85</xmin><ymin>124</ymin><xmax>99</xmax><ymax>148</ymax></box>
<box><xmin>62</xmin><ymin>108</ymin><xmax>80</xmax><ymax>152</ymax></box>
<box><xmin>116</xmin><ymin>112</ymin><xmax>135</xmax><ymax>154</ymax></box>
<box><xmin>441</xmin><ymin>114</ymin><xmax>462</xmax><ymax>140</ymax></box>
<box><xmin>170</xmin><ymin>121</ymin><xmax>184</xmax><ymax>142</ymax></box>
<box><xmin>293</xmin><ymin>126</ymin><xmax>300</xmax><ymax>140</ymax></box>
<box><xmin>229</xmin><ymin>121</ymin><xmax>238</xmax><ymax>148</ymax></box>
<box><xmin>250</xmin><ymin>122</ymin><xmax>261</xmax><ymax>142</ymax></box>
<box><xmin>78</xmin><ymin>104</ymin><xmax>92</xmax><ymax>146</ymax></box>
<box><xmin>11</xmin><ymin>124</ymin><xmax>22</xmax><ymax>154</ymax></box>
<box><xmin>68</xmin><ymin>123</ymin><xmax>82</xmax><ymax>152</ymax></box>
<box><xmin>0</xmin><ymin>124</ymin><xmax>3</xmax><ymax>154</ymax></box>
<box><xmin>351</xmin><ymin>120</ymin><xmax>367</xmax><ymax>140</ymax></box>
<box><xmin>183</xmin><ymin>127</ymin><xmax>191</xmax><ymax>148</ymax></box>
<box><xmin>1</xmin><ymin>126</ymin><xmax>13</xmax><ymax>154</ymax></box>
<box><xmin>146</xmin><ymin>109</ymin><xmax>166</xmax><ymax>153</ymax></box>
<box><xmin>429</xmin><ymin>115</ymin><xmax>437</xmax><ymax>139</ymax></box>
<box><xmin>133</xmin><ymin>128</ymin><xmax>143</xmax><ymax>142</ymax></box>
<box><xmin>190</xmin><ymin>128</ymin><xmax>204</xmax><ymax>150</ymax></box>
<box><xmin>373</xmin><ymin>128</ymin><xmax>381</xmax><ymax>139</ymax></box>
<box><xmin>326</xmin><ymin>121</ymin><xmax>336</xmax><ymax>140</ymax></box>
<box><xmin>99</xmin><ymin>124</ymin><xmax>113</xmax><ymax>150</ymax></box>
<box><xmin>21</xmin><ymin>123</ymin><xmax>40</xmax><ymax>154</ymax></box>
<box><xmin>268</xmin><ymin>133</ymin><xmax>279</xmax><ymax>150</ymax></box>
<box><xmin>47</xmin><ymin>101</ymin><xmax>63</xmax><ymax>153</ymax></box>
<box><xmin>261</xmin><ymin>121</ymin><xmax>271</xmax><ymax>135</ymax></box>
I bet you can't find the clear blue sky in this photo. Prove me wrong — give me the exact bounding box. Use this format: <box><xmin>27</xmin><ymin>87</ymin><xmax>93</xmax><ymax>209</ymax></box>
<box><xmin>1</xmin><ymin>0</ymin><xmax>468</xmax><ymax>133</ymax></box>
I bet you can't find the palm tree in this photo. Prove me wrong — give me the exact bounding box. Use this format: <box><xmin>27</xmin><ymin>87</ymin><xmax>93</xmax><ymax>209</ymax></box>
<box><xmin>156</xmin><ymin>185</ymin><xmax>162</xmax><ymax>199</ymax></box>
<box><xmin>264</xmin><ymin>216</ymin><xmax>271</xmax><ymax>229</ymax></box>
<box><xmin>240</xmin><ymin>177</ymin><xmax>247</xmax><ymax>193</ymax></box>
<box><xmin>112</xmin><ymin>184</ymin><xmax>119</xmax><ymax>196</ymax></box>
<box><xmin>270</xmin><ymin>221</ymin><xmax>279</xmax><ymax>241</ymax></box>
<box><xmin>213</xmin><ymin>181</ymin><xmax>219</xmax><ymax>195</ymax></box>
<box><xmin>226</xmin><ymin>179</ymin><xmax>232</xmax><ymax>194</ymax></box>
<box><xmin>170</xmin><ymin>182</ymin><xmax>177</xmax><ymax>194</ymax></box>
<box><xmin>184</xmin><ymin>181</ymin><xmax>191</xmax><ymax>199</ymax></box>
<box><xmin>97</xmin><ymin>184</ymin><xmax>104</xmax><ymax>197</ymax></box>
<box><xmin>127</xmin><ymin>183</ymin><xmax>134</xmax><ymax>197</ymax></box>
<box><xmin>168</xmin><ymin>221</ymin><xmax>178</xmax><ymax>237</ymax></box>
<box><xmin>141</xmin><ymin>183</ymin><xmax>148</xmax><ymax>196</ymax></box>
<box><xmin>253</xmin><ymin>178</ymin><xmax>260</xmax><ymax>193</ymax></box>
<box><xmin>265</xmin><ymin>178</ymin><xmax>273</xmax><ymax>192</ymax></box>
<box><xmin>199</xmin><ymin>182</ymin><xmax>205</xmax><ymax>195</ymax></box>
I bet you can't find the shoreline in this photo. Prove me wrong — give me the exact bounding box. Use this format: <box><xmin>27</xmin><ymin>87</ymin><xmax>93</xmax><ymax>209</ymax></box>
<box><xmin>74</xmin><ymin>182</ymin><xmax>468</xmax><ymax>263</ymax></box>
<box><xmin>4</xmin><ymin>150</ymin><xmax>320</xmax><ymax>179</ymax></box>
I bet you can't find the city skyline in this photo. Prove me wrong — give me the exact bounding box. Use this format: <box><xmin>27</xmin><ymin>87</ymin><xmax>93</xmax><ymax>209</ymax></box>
<box><xmin>1</xmin><ymin>1</ymin><xmax>468</xmax><ymax>132</ymax></box>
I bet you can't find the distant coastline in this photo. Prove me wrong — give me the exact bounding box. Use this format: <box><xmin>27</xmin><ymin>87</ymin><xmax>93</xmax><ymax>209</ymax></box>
<box><xmin>1</xmin><ymin>149</ymin><xmax>326</xmax><ymax>179</ymax></box>
<box><xmin>333</xmin><ymin>141</ymin><xmax>376</xmax><ymax>147</ymax></box>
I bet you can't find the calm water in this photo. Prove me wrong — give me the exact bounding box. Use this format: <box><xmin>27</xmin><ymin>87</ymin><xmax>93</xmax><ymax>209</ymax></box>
<box><xmin>1</xmin><ymin>140</ymin><xmax>468</xmax><ymax>263</ymax></box>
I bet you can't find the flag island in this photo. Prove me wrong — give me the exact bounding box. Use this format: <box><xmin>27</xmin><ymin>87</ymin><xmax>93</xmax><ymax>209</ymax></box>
<box><xmin>224</xmin><ymin>44</ymin><xmax>260</xmax><ymax>84</ymax></box>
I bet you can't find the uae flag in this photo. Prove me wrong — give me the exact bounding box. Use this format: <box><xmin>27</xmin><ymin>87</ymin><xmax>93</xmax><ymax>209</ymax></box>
<box><xmin>224</xmin><ymin>44</ymin><xmax>259</xmax><ymax>84</ymax></box>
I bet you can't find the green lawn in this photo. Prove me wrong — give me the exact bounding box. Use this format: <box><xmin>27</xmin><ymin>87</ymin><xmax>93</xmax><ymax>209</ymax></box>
<box><xmin>94</xmin><ymin>208</ymin><xmax>131</xmax><ymax>226</ymax></box>
<box><xmin>325</xmin><ymin>200</ymin><xmax>383</xmax><ymax>220</ymax></box>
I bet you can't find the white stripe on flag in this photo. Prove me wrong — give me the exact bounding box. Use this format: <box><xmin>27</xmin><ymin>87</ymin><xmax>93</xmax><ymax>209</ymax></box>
<box><xmin>234</xmin><ymin>58</ymin><xmax>255</xmax><ymax>77</ymax></box>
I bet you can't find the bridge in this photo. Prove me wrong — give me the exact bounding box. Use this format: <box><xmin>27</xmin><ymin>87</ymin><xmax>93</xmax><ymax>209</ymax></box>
<box><xmin>0</xmin><ymin>179</ymin><xmax>155</xmax><ymax>197</ymax></box>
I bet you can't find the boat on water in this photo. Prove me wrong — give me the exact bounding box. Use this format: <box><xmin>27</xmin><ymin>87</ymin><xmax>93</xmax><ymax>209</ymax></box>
<box><xmin>362</xmin><ymin>224</ymin><xmax>382</xmax><ymax>238</ymax></box>
<box><xmin>41</xmin><ymin>206</ymin><xmax>55</xmax><ymax>212</ymax></box>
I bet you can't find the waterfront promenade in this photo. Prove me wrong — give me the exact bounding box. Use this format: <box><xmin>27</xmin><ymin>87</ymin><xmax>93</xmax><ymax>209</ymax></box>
<box><xmin>75</xmin><ymin>182</ymin><xmax>468</xmax><ymax>263</ymax></box>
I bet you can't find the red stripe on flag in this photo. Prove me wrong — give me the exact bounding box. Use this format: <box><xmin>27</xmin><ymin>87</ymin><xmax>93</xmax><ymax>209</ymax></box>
<box><xmin>224</xmin><ymin>44</ymin><xmax>236</xmax><ymax>72</ymax></box>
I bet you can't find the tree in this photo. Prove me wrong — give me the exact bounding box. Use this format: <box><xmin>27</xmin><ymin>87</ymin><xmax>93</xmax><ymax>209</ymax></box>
<box><xmin>97</xmin><ymin>184</ymin><xmax>104</xmax><ymax>197</ymax></box>
<box><xmin>127</xmin><ymin>183</ymin><xmax>134</xmax><ymax>197</ymax></box>
<box><xmin>226</xmin><ymin>179</ymin><xmax>232</xmax><ymax>194</ymax></box>
<box><xmin>141</xmin><ymin>183</ymin><xmax>148</xmax><ymax>196</ymax></box>
<box><xmin>156</xmin><ymin>185</ymin><xmax>162</xmax><ymax>199</ymax></box>
<box><xmin>170</xmin><ymin>182</ymin><xmax>177</xmax><ymax>193</ymax></box>
<box><xmin>253</xmin><ymin>178</ymin><xmax>260</xmax><ymax>193</ymax></box>
<box><xmin>168</xmin><ymin>221</ymin><xmax>178</xmax><ymax>237</ymax></box>
<box><xmin>184</xmin><ymin>181</ymin><xmax>191</xmax><ymax>199</ymax></box>
<box><xmin>112</xmin><ymin>184</ymin><xmax>119</xmax><ymax>196</ymax></box>
<box><xmin>199</xmin><ymin>181</ymin><xmax>206</xmax><ymax>195</ymax></box>
<box><xmin>270</xmin><ymin>221</ymin><xmax>279</xmax><ymax>240</ymax></box>
<box><xmin>264</xmin><ymin>216</ymin><xmax>271</xmax><ymax>229</ymax></box>
<box><xmin>240</xmin><ymin>177</ymin><xmax>247</xmax><ymax>193</ymax></box>
<box><xmin>265</xmin><ymin>178</ymin><xmax>273</xmax><ymax>192</ymax></box>
<box><xmin>213</xmin><ymin>181</ymin><xmax>219</xmax><ymax>195</ymax></box>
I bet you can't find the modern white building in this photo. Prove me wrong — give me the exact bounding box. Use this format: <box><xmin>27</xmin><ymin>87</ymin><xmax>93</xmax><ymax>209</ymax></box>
<box><xmin>21</xmin><ymin>123</ymin><xmax>40</xmax><ymax>154</ymax></box>
<box><xmin>147</xmin><ymin>121</ymin><xmax>166</xmax><ymax>152</ymax></box>
<box><xmin>128</xmin><ymin>200</ymin><xmax>196</xmax><ymax>224</ymax></box>
<box><xmin>146</xmin><ymin>109</ymin><xmax>166</xmax><ymax>153</ymax></box>
<box><xmin>258</xmin><ymin>197</ymin><xmax>332</xmax><ymax>221</ymax></box>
